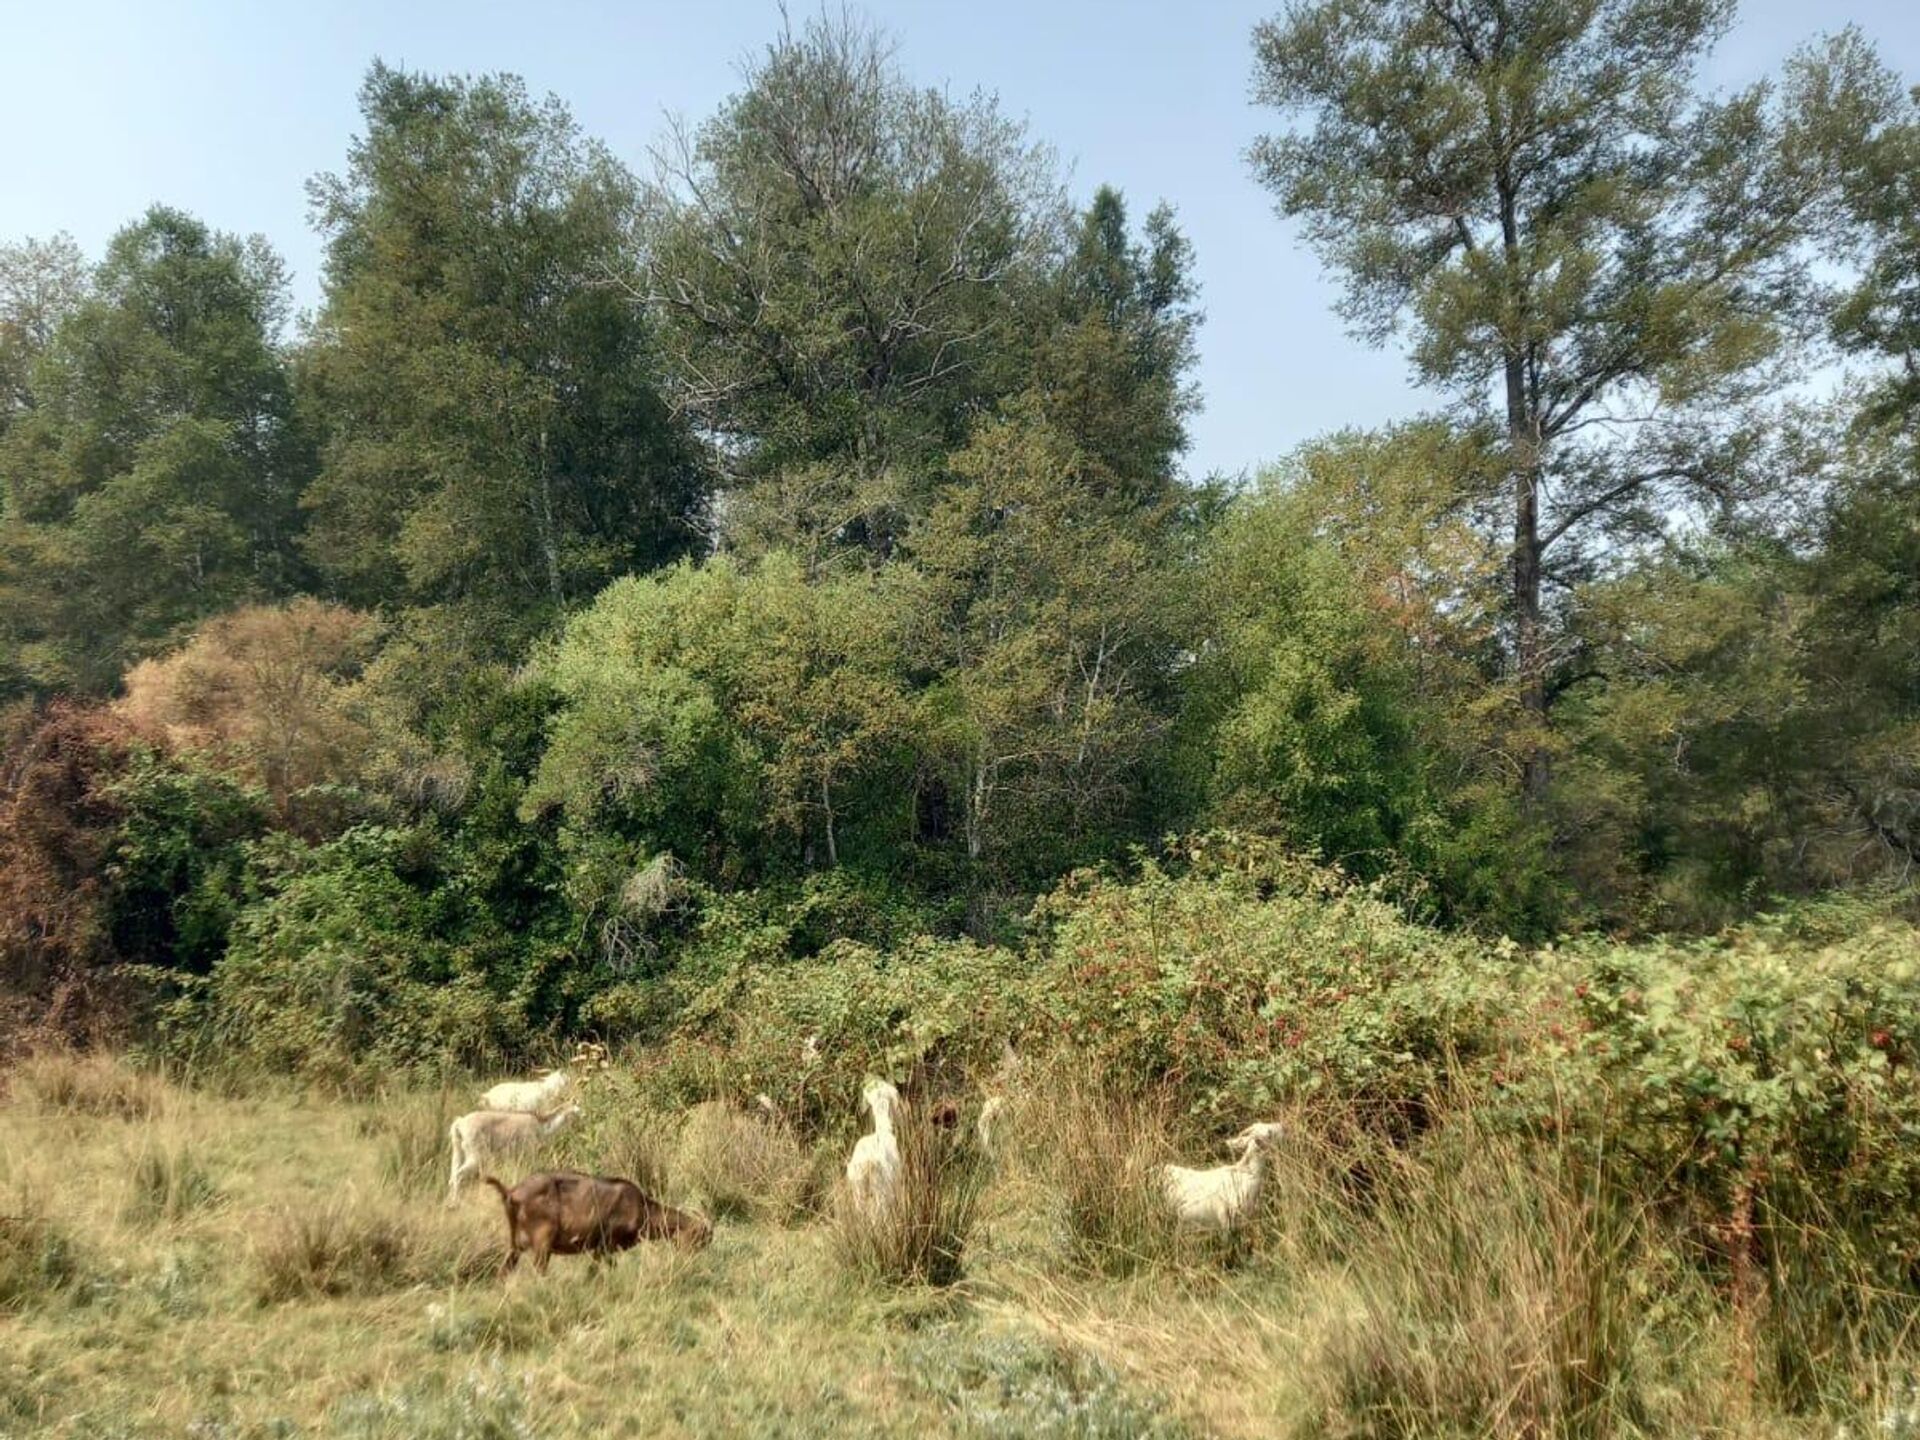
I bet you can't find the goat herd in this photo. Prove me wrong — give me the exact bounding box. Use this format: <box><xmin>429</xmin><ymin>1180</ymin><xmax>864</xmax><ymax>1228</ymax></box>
<box><xmin>446</xmin><ymin>1063</ymin><xmax>1290</xmax><ymax>1275</ymax></box>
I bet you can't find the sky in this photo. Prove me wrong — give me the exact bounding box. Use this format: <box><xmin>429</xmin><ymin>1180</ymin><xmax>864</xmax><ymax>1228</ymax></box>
<box><xmin>3</xmin><ymin>0</ymin><xmax>1918</xmax><ymax>482</ymax></box>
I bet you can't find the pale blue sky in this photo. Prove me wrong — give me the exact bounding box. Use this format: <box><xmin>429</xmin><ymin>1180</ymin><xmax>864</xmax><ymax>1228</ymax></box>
<box><xmin>3</xmin><ymin>0</ymin><xmax>1917</xmax><ymax>480</ymax></box>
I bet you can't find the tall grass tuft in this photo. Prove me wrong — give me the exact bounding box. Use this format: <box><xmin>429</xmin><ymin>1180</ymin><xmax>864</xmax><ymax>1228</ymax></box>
<box><xmin>1294</xmin><ymin>1123</ymin><xmax>1647</xmax><ymax>1439</ymax></box>
<box><xmin>837</xmin><ymin>1096</ymin><xmax>988</xmax><ymax>1287</ymax></box>
<box><xmin>1036</xmin><ymin>1076</ymin><xmax>1179</xmax><ymax>1276</ymax></box>
<box><xmin>363</xmin><ymin>1087</ymin><xmax>459</xmax><ymax>1197</ymax></box>
<box><xmin>553</xmin><ymin>1071</ymin><xmax>678</xmax><ymax>1202</ymax></box>
<box><xmin>252</xmin><ymin>1195</ymin><xmax>490</xmax><ymax>1303</ymax></box>
<box><xmin>0</xmin><ymin>1200</ymin><xmax>86</xmax><ymax>1311</ymax></box>
<box><xmin>17</xmin><ymin>1049</ymin><xmax>167</xmax><ymax>1121</ymax></box>
<box><xmin>121</xmin><ymin>1136</ymin><xmax>222</xmax><ymax>1223</ymax></box>
<box><xmin>673</xmin><ymin>1099</ymin><xmax>818</xmax><ymax>1223</ymax></box>
<box><xmin>1758</xmin><ymin>1180</ymin><xmax>1920</xmax><ymax>1415</ymax></box>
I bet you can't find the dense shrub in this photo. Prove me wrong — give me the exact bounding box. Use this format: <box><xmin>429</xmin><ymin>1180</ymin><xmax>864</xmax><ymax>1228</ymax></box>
<box><xmin>1019</xmin><ymin>839</ymin><xmax>1920</xmax><ymax>1321</ymax></box>
<box><xmin>101</xmin><ymin>749</ymin><xmax>265</xmax><ymax>977</ymax></box>
<box><xmin>192</xmin><ymin>825</ymin><xmax>538</xmax><ymax>1083</ymax></box>
<box><xmin>1513</xmin><ymin>914</ymin><xmax>1920</xmax><ymax>1329</ymax></box>
<box><xmin>0</xmin><ymin>705</ymin><xmax>138</xmax><ymax>1038</ymax></box>
<box><xmin>658</xmin><ymin>930</ymin><xmax>1035</xmax><ymax>1130</ymax></box>
<box><xmin>1030</xmin><ymin>835</ymin><xmax>1511</xmax><ymax>1129</ymax></box>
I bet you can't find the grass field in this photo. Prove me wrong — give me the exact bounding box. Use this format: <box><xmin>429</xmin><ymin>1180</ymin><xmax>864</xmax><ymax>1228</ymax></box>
<box><xmin>0</xmin><ymin>1050</ymin><xmax>1903</xmax><ymax>1438</ymax></box>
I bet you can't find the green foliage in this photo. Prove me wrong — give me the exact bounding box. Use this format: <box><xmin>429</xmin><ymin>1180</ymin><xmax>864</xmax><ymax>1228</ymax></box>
<box><xmin>102</xmin><ymin>749</ymin><xmax>266</xmax><ymax>976</ymax></box>
<box><xmin>195</xmin><ymin>825</ymin><xmax>537</xmax><ymax>1083</ymax></box>
<box><xmin>905</xmin><ymin>405</ymin><xmax>1187</xmax><ymax>893</ymax></box>
<box><xmin>1178</xmin><ymin>425</ymin><xmax>1573</xmax><ymax>934</ymax></box>
<box><xmin>1186</xmin><ymin>456</ymin><xmax>1436</xmax><ymax>871</ymax></box>
<box><xmin>0</xmin><ymin>208</ymin><xmax>309</xmax><ymax>694</ymax></box>
<box><xmin>1519</xmin><ymin>915</ymin><xmax>1920</xmax><ymax>1277</ymax></box>
<box><xmin>300</xmin><ymin>63</ymin><xmax>702</xmax><ymax>646</ymax></box>
<box><xmin>1032</xmin><ymin>836</ymin><xmax>1510</xmax><ymax>1128</ymax></box>
<box><xmin>527</xmin><ymin>553</ymin><xmax>918</xmax><ymax>887</ymax></box>
<box><xmin>0</xmin><ymin>233</ymin><xmax>87</xmax><ymax>435</ymax></box>
<box><xmin>662</xmin><ymin>928</ymin><xmax>1030</xmax><ymax>1129</ymax></box>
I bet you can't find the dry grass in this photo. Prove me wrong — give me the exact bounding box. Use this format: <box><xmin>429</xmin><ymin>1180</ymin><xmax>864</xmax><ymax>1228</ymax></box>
<box><xmin>1</xmin><ymin>1056</ymin><xmax>1916</xmax><ymax>1438</ymax></box>
<box><xmin>672</xmin><ymin>1096</ymin><xmax>823</xmax><ymax>1222</ymax></box>
<box><xmin>1287</xmin><ymin>1130</ymin><xmax>1648</xmax><ymax>1438</ymax></box>
<box><xmin>251</xmin><ymin>1192</ymin><xmax>494</xmax><ymax>1302</ymax></box>
<box><xmin>835</xmin><ymin>1095</ymin><xmax>990</xmax><ymax>1288</ymax></box>
<box><xmin>1033</xmin><ymin>1074</ymin><xmax>1181</xmax><ymax>1275</ymax></box>
<box><xmin>121</xmin><ymin>1133</ymin><xmax>224</xmax><ymax>1223</ymax></box>
<box><xmin>0</xmin><ymin>1199</ymin><xmax>86</xmax><ymax>1311</ymax></box>
<box><xmin>16</xmin><ymin>1048</ymin><xmax>168</xmax><ymax>1121</ymax></box>
<box><xmin>359</xmin><ymin>1085</ymin><xmax>461</xmax><ymax>1198</ymax></box>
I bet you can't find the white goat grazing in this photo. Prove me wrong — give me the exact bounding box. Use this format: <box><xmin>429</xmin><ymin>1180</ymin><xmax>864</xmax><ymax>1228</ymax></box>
<box><xmin>447</xmin><ymin>1103</ymin><xmax>580</xmax><ymax>1203</ymax></box>
<box><xmin>476</xmin><ymin>1068</ymin><xmax>570</xmax><ymax>1114</ymax></box>
<box><xmin>845</xmin><ymin>1078</ymin><xmax>902</xmax><ymax>1219</ymax></box>
<box><xmin>1159</xmin><ymin>1121</ymin><xmax>1285</xmax><ymax>1233</ymax></box>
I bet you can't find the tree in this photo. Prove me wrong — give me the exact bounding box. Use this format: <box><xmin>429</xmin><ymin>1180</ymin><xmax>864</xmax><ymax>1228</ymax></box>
<box><xmin>524</xmin><ymin>553</ymin><xmax>919</xmax><ymax>887</ymax></box>
<box><xmin>641</xmin><ymin>10</ymin><xmax>1056</xmax><ymax>560</ymax></box>
<box><xmin>0</xmin><ymin>209</ymin><xmax>310</xmax><ymax>694</ymax></box>
<box><xmin>117</xmin><ymin>599</ymin><xmax>382</xmax><ymax>811</ymax></box>
<box><xmin>0</xmin><ymin>234</ymin><xmax>87</xmax><ymax>434</ymax></box>
<box><xmin>1827</xmin><ymin>50</ymin><xmax>1920</xmax><ymax>426</ymax></box>
<box><xmin>1183</xmin><ymin>424</ymin><xmax>1569</xmax><ymax>931</ymax></box>
<box><xmin>300</xmin><ymin>63</ymin><xmax>703</xmax><ymax>644</ymax></box>
<box><xmin>1248</xmin><ymin>2</ymin><xmax>1897</xmax><ymax>807</ymax></box>
<box><xmin>1030</xmin><ymin>187</ymin><xmax>1201</xmax><ymax>508</ymax></box>
<box><xmin>901</xmin><ymin>405</ymin><xmax>1184</xmax><ymax>895</ymax></box>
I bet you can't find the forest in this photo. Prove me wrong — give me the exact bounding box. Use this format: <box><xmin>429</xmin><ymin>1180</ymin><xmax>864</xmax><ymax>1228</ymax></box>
<box><xmin>2</xmin><ymin>3</ymin><xmax>1920</xmax><ymax>1434</ymax></box>
<box><xmin>3</xmin><ymin>3</ymin><xmax>1914</xmax><ymax>1058</ymax></box>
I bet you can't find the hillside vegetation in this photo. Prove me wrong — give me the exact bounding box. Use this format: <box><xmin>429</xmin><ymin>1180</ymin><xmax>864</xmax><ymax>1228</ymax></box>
<box><xmin>3</xmin><ymin>2</ymin><xmax>1920</xmax><ymax>1433</ymax></box>
<box><xmin>7</xmin><ymin>853</ymin><xmax>1920</xmax><ymax>1435</ymax></box>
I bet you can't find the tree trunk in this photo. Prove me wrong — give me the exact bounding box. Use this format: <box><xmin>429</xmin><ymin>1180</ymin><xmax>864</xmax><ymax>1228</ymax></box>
<box><xmin>1499</xmin><ymin>154</ymin><xmax>1550</xmax><ymax>809</ymax></box>
<box><xmin>537</xmin><ymin>423</ymin><xmax>562</xmax><ymax>607</ymax></box>
<box><xmin>1508</xmin><ymin>352</ymin><xmax>1549</xmax><ymax>806</ymax></box>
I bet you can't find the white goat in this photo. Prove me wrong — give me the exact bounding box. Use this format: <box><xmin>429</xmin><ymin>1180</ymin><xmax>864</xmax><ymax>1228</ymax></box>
<box><xmin>845</xmin><ymin>1078</ymin><xmax>902</xmax><ymax>1219</ymax></box>
<box><xmin>1159</xmin><ymin>1121</ymin><xmax>1285</xmax><ymax>1233</ymax></box>
<box><xmin>476</xmin><ymin>1068</ymin><xmax>570</xmax><ymax>1113</ymax></box>
<box><xmin>975</xmin><ymin>1095</ymin><xmax>1008</xmax><ymax>1162</ymax></box>
<box><xmin>447</xmin><ymin>1103</ymin><xmax>580</xmax><ymax>1204</ymax></box>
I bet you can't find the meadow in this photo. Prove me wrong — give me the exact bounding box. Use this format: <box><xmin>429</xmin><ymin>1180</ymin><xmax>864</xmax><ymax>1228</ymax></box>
<box><xmin>4</xmin><ymin>1004</ymin><xmax>1917</xmax><ymax>1440</ymax></box>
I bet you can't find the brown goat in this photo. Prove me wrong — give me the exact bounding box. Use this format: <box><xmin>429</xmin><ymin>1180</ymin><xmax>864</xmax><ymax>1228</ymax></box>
<box><xmin>483</xmin><ymin>1170</ymin><xmax>712</xmax><ymax>1274</ymax></box>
